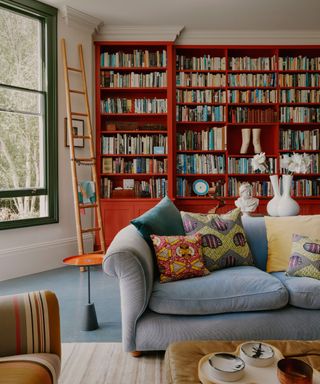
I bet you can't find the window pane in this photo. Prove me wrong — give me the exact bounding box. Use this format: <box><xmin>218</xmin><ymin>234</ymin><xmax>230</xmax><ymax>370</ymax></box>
<box><xmin>0</xmin><ymin>111</ymin><xmax>44</xmax><ymax>190</ymax></box>
<box><xmin>0</xmin><ymin>7</ymin><xmax>42</xmax><ymax>90</ymax></box>
<box><xmin>0</xmin><ymin>196</ymin><xmax>48</xmax><ymax>221</ymax></box>
<box><xmin>0</xmin><ymin>86</ymin><xmax>43</xmax><ymax>115</ymax></box>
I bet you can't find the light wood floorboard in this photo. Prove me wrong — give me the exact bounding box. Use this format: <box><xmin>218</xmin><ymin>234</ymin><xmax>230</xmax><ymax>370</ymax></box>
<box><xmin>60</xmin><ymin>343</ymin><xmax>165</xmax><ymax>384</ymax></box>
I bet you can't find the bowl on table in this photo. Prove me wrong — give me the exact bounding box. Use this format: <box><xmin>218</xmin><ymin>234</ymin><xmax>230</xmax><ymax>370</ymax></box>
<box><xmin>277</xmin><ymin>358</ymin><xmax>313</xmax><ymax>384</ymax></box>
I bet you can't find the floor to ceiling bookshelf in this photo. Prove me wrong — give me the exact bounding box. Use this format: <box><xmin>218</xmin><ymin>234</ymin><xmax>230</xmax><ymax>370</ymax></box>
<box><xmin>95</xmin><ymin>43</ymin><xmax>320</xmax><ymax>246</ymax></box>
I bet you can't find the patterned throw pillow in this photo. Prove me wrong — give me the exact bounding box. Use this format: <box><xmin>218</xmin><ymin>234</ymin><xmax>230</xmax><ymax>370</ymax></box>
<box><xmin>150</xmin><ymin>234</ymin><xmax>210</xmax><ymax>283</ymax></box>
<box><xmin>287</xmin><ymin>234</ymin><xmax>320</xmax><ymax>280</ymax></box>
<box><xmin>181</xmin><ymin>208</ymin><xmax>254</xmax><ymax>272</ymax></box>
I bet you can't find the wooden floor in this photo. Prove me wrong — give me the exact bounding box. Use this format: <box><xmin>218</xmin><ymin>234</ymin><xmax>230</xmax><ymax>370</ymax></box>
<box><xmin>60</xmin><ymin>343</ymin><xmax>166</xmax><ymax>384</ymax></box>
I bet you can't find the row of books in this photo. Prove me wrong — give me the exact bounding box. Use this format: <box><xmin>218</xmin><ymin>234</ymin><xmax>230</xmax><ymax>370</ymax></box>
<box><xmin>100</xmin><ymin>50</ymin><xmax>167</xmax><ymax>68</ymax></box>
<box><xmin>280</xmin><ymin>90</ymin><xmax>320</xmax><ymax>104</ymax></box>
<box><xmin>228</xmin><ymin>56</ymin><xmax>276</xmax><ymax>71</ymax></box>
<box><xmin>176</xmin><ymin>105</ymin><xmax>226</xmax><ymax>122</ymax></box>
<box><xmin>101</xmin><ymin>133</ymin><xmax>167</xmax><ymax>155</ymax></box>
<box><xmin>280</xmin><ymin>107</ymin><xmax>320</xmax><ymax>123</ymax></box>
<box><xmin>228</xmin><ymin>107</ymin><xmax>277</xmax><ymax>123</ymax></box>
<box><xmin>280</xmin><ymin>129</ymin><xmax>320</xmax><ymax>150</ymax></box>
<box><xmin>228</xmin><ymin>90</ymin><xmax>277</xmax><ymax>104</ymax></box>
<box><xmin>102</xmin><ymin>157</ymin><xmax>167</xmax><ymax>174</ymax></box>
<box><xmin>176</xmin><ymin>55</ymin><xmax>226</xmax><ymax>71</ymax></box>
<box><xmin>176</xmin><ymin>90</ymin><xmax>226</xmax><ymax>103</ymax></box>
<box><xmin>228</xmin><ymin>73</ymin><xmax>277</xmax><ymax>87</ymax></box>
<box><xmin>279</xmin><ymin>74</ymin><xmax>320</xmax><ymax>87</ymax></box>
<box><xmin>280</xmin><ymin>153</ymin><xmax>320</xmax><ymax>173</ymax></box>
<box><xmin>101</xmin><ymin>178</ymin><xmax>167</xmax><ymax>198</ymax></box>
<box><xmin>291</xmin><ymin>178</ymin><xmax>320</xmax><ymax>197</ymax></box>
<box><xmin>176</xmin><ymin>178</ymin><xmax>226</xmax><ymax>197</ymax></box>
<box><xmin>228</xmin><ymin>178</ymin><xmax>272</xmax><ymax>197</ymax></box>
<box><xmin>279</xmin><ymin>56</ymin><xmax>320</xmax><ymax>71</ymax></box>
<box><xmin>100</xmin><ymin>71</ymin><xmax>167</xmax><ymax>88</ymax></box>
<box><xmin>176</xmin><ymin>73</ymin><xmax>226</xmax><ymax>87</ymax></box>
<box><xmin>101</xmin><ymin>98</ymin><xmax>167</xmax><ymax>114</ymax></box>
<box><xmin>176</xmin><ymin>154</ymin><xmax>225</xmax><ymax>174</ymax></box>
<box><xmin>228</xmin><ymin>157</ymin><xmax>277</xmax><ymax>174</ymax></box>
<box><xmin>176</xmin><ymin>127</ymin><xmax>226</xmax><ymax>151</ymax></box>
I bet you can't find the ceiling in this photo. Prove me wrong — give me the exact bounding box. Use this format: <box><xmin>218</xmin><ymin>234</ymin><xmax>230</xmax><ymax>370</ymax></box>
<box><xmin>45</xmin><ymin>0</ymin><xmax>320</xmax><ymax>31</ymax></box>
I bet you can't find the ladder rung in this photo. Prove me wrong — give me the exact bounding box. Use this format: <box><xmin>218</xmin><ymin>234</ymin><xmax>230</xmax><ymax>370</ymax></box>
<box><xmin>71</xmin><ymin>112</ymin><xmax>88</xmax><ymax>116</ymax></box>
<box><xmin>73</xmin><ymin>157</ymin><xmax>95</xmax><ymax>162</ymax></box>
<box><xmin>70</xmin><ymin>89</ymin><xmax>85</xmax><ymax>94</ymax></box>
<box><xmin>67</xmin><ymin>66</ymin><xmax>82</xmax><ymax>72</ymax></box>
<box><xmin>81</xmin><ymin>227</ymin><xmax>101</xmax><ymax>233</ymax></box>
<box><xmin>72</xmin><ymin>135</ymin><xmax>91</xmax><ymax>139</ymax></box>
<box><xmin>79</xmin><ymin>203</ymin><xmax>98</xmax><ymax>209</ymax></box>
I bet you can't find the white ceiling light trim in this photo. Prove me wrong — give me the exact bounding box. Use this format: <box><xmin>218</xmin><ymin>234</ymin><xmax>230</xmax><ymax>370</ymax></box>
<box><xmin>177</xmin><ymin>30</ymin><xmax>320</xmax><ymax>45</ymax></box>
<box><xmin>95</xmin><ymin>25</ymin><xmax>184</xmax><ymax>42</ymax></box>
<box><xmin>61</xmin><ymin>5</ymin><xmax>103</xmax><ymax>33</ymax></box>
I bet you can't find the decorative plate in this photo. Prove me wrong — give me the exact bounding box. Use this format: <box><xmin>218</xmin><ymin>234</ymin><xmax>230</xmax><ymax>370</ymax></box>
<box><xmin>193</xmin><ymin>179</ymin><xmax>209</xmax><ymax>196</ymax></box>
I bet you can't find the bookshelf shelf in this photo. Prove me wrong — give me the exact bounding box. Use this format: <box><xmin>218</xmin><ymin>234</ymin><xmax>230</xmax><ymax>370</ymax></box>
<box><xmin>95</xmin><ymin>42</ymin><xmax>320</xmax><ymax>247</ymax></box>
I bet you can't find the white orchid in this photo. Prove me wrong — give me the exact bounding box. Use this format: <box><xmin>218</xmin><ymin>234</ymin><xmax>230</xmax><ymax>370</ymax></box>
<box><xmin>282</xmin><ymin>153</ymin><xmax>311</xmax><ymax>174</ymax></box>
<box><xmin>252</xmin><ymin>152</ymin><xmax>269</xmax><ymax>173</ymax></box>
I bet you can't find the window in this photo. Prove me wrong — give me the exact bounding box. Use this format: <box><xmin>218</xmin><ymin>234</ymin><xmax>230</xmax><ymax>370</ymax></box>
<box><xmin>0</xmin><ymin>0</ymin><xmax>58</xmax><ymax>229</ymax></box>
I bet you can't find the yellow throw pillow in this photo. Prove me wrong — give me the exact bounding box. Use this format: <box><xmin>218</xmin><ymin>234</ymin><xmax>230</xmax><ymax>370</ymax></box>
<box><xmin>265</xmin><ymin>215</ymin><xmax>320</xmax><ymax>272</ymax></box>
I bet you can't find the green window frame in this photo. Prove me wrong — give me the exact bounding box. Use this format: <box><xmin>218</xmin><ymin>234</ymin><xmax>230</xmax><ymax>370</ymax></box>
<box><xmin>0</xmin><ymin>0</ymin><xmax>58</xmax><ymax>229</ymax></box>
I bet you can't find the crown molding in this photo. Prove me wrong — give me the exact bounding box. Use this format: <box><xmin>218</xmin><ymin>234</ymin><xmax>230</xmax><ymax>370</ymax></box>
<box><xmin>176</xmin><ymin>30</ymin><xmax>320</xmax><ymax>45</ymax></box>
<box><xmin>61</xmin><ymin>5</ymin><xmax>103</xmax><ymax>34</ymax></box>
<box><xmin>94</xmin><ymin>25</ymin><xmax>184</xmax><ymax>42</ymax></box>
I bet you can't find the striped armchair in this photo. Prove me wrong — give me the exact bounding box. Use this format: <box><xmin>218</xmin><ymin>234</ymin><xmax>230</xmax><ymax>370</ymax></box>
<box><xmin>0</xmin><ymin>291</ymin><xmax>61</xmax><ymax>384</ymax></box>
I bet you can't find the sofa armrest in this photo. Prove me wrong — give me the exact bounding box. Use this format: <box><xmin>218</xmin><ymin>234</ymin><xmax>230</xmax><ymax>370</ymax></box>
<box><xmin>0</xmin><ymin>290</ymin><xmax>61</xmax><ymax>359</ymax></box>
<box><xmin>103</xmin><ymin>224</ymin><xmax>154</xmax><ymax>352</ymax></box>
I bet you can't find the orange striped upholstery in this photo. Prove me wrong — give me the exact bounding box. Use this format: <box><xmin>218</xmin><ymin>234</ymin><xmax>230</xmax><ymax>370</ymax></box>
<box><xmin>0</xmin><ymin>291</ymin><xmax>61</xmax><ymax>384</ymax></box>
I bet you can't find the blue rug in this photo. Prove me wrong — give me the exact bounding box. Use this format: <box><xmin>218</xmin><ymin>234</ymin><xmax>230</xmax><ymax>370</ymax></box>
<box><xmin>0</xmin><ymin>266</ymin><xmax>121</xmax><ymax>342</ymax></box>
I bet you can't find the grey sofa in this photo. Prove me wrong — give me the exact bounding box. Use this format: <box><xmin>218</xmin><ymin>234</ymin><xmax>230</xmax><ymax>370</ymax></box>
<box><xmin>103</xmin><ymin>216</ymin><xmax>320</xmax><ymax>353</ymax></box>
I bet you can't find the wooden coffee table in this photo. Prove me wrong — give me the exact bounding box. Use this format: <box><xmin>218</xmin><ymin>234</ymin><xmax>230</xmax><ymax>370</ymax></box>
<box><xmin>63</xmin><ymin>253</ymin><xmax>103</xmax><ymax>331</ymax></box>
<box><xmin>165</xmin><ymin>340</ymin><xmax>320</xmax><ymax>384</ymax></box>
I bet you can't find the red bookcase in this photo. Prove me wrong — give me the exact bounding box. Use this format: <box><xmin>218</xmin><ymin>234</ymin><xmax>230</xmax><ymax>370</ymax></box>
<box><xmin>95</xmin><ymin>43</ymin><xmax>320</xmax><ymax>247</ymax></box>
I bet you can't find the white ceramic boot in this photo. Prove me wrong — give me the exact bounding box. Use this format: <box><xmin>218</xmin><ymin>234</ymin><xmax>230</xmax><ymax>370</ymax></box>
<box><xmin>252</xmin><ymin>128</ymin><xmax>262</xmax><ymax>154</ymax></box>
<box><xmin>240</xmin><ymin>128</ymin><xmax>251</xmax><ymax>154</ymax></box>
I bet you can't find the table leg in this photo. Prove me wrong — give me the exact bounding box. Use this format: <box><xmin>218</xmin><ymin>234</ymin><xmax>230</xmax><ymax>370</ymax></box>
<box><xmin>82</xmin><ymin>266</ymin><xmax>99</xmax><ymax>331</ymax></box>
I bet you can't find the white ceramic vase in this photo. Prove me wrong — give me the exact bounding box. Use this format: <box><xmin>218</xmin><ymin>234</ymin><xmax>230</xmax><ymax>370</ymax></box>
<box><xmin>267</xmin><ymin>175</ymin><xmax>282</xmax><ymax>216</ymax></box>
<box><xmin>277</xmin><ymin>174</ymin><xmax>300</xmax><ymax>216</ymax></box>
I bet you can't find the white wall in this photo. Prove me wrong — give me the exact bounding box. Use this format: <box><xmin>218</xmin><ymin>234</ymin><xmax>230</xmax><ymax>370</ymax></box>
<box><xmin>0</xmin><ymin>13</ymin><xmax>95</xmax><ymax>281</ymax></box>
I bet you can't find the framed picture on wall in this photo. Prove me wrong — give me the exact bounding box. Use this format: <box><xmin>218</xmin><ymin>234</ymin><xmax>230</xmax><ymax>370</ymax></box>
<box><xmin>64</xmin><ymin>118</ymin><xmax>85</xmax><ymax>148</ymax></box>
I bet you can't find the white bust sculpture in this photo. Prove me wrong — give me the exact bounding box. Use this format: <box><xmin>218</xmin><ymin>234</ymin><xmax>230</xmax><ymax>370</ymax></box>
<box><xmin>235</xmin><ymin>182</ymin><xmax>259</xmax><ymax>216</ymax></box>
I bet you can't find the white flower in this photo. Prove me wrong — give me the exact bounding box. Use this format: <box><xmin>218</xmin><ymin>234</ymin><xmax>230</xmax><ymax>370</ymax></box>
<box><xmin>284</xmin><ymin>153</ymin><xmax>311</xmax><ymax>174</ymax></box>
<box><xmin>252</xmin><ymin>152</ymin><xmax>268</xmax><ymax>173</ymax></box>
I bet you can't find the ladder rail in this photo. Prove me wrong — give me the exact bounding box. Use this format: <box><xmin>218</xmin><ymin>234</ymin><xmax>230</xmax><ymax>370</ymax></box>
<box><xmin>78</xmin><ymin>44</ymin><xmax>106</xmax><ymax>253</ymax></box>
<box><xmin>61</xmin><ymin>38</ymin><xmax>106</xmax><ymax>255</ymax></box>
<box><xmin>61</xmin><ymin>38</ymin><xmax>84</xmax><ymax>255</ymax></box>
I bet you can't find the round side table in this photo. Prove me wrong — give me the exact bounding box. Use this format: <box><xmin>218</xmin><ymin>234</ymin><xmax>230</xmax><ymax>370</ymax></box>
<box><xmin>63</xmin><ymin>253</ymin><xmax>103</xmax><ymax>331</ymax></box>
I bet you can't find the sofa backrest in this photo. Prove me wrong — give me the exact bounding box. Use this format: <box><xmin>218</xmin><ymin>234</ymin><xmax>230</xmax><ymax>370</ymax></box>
<box><xmin>241</xmin><ymin>216</ymin><xmax>268</xmax><ymax>271</ymax></box>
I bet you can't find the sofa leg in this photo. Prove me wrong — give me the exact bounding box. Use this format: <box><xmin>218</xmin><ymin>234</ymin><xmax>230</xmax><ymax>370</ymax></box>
<box><xmin>131</xmin><ymin>351</ymin><xmax>142</xmax><ymax>357</ymax></box>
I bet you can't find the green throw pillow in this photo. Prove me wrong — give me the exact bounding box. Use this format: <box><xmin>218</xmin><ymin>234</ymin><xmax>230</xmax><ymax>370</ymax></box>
<box><xmin>287</xmin><ymin>234</ymin><xmax>320</xmax><ymax>280</ymax></box>
<box><xmin>131</xmin><ymin>196</ymin><xmax>185</xmax><ymax>249</ymax></box>
<box><xmin>181</xmin><ymin>208</ymin><xmax>254</xmax><ymax>272</ymax></box>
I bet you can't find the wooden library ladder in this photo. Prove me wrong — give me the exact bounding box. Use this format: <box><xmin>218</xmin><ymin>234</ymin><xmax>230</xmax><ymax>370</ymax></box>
<box><xmin>61</xmin><ymin>39</ymin><xmax>106</xmax><ymax>261</ymax></box>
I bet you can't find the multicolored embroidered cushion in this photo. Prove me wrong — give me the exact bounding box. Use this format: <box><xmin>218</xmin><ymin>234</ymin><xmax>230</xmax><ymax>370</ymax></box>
<box><xmin>150</xmin><ymin>234</ymin><xmax>210</xmax><ymax>283</ymax></box>
<box><xmin>181</xmin><ymin>208</ymin><xmax>254</xmax><ymax>272</ymax></box>
<box><xmin>287</xmin><ymin>234</ymin><xmax>320</xmax><ymax>280</ymax></box>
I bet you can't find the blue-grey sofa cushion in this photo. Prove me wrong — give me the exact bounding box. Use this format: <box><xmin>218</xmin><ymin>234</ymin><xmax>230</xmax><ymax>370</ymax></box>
<box><xmin>241</xmin><ymin>216</ymin><xmax>268</xmax><ymax>271</ymax></box>
<box><xmin>272</xmin><ymin>272</ymin><xmax>320</xmax><ymax>309</ymax></box>
<box><xmin>149</xmin><ymin>266</ymin><xmax>288</xmax><ymax>315</ymax></box>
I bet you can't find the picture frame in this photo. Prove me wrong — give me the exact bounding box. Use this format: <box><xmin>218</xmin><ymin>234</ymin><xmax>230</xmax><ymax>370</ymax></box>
<box><xmin>64</xmin><ymin>118</ymin><xmax>85</xmax><ymax>148</ymax></box>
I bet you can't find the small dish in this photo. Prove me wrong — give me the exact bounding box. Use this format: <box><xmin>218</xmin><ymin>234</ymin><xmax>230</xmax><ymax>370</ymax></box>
<box><xmin>277</xmin><ymin>358</ymin><xmax>313</xmax><ymax>384</ymax></box>
<box><xmin>240</xmin><ymin>341</ymin><xmax>274</xmax><ymax>367</ymax></box>
<box><xmin>209</xmin><ymin>352</ymin><xmax>245</xmax><ymax>382</ymax></box>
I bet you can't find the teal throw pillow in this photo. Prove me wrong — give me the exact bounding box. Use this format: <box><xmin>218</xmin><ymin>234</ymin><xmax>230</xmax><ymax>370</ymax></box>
<box><xmin>131</xmin><ymin>196</ymin><xmax>185</xmax><ymax>248</ymax></box>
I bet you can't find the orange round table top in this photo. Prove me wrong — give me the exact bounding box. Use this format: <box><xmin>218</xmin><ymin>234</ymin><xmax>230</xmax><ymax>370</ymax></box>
<box><xmin>63</xmin><ymin>253</ymin><xmax>104</xmax><ymax>267</ymax></box>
